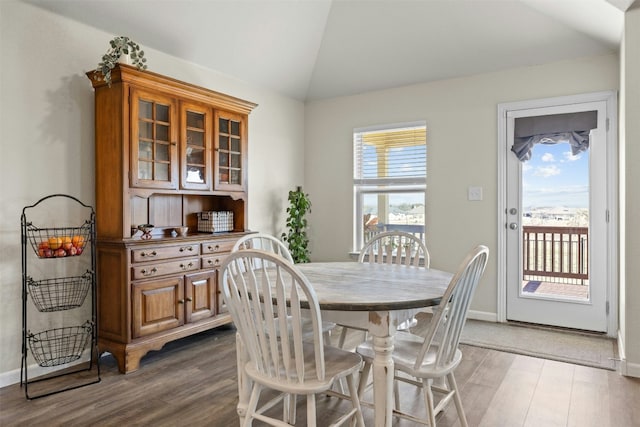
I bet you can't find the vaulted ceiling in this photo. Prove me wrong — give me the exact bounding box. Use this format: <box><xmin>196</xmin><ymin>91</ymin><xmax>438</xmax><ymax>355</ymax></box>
<box><xmin>25</xmin><ymin>0</ymin><xmax>631</xmax><ymax>101</ymax></box>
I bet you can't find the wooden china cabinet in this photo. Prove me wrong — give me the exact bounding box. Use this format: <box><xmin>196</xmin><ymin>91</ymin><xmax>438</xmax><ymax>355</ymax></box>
<box><xmin>87</xmin><ymin>64</ymin><xmax>256</xmax><ymax>373</ymax></box>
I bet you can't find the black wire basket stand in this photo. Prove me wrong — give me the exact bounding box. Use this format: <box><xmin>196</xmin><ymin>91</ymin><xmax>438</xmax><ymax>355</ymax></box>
<box><xmin>20</xmin><ymin>194</ymin><xmax>101</xmax><ymax>399</ymax></box>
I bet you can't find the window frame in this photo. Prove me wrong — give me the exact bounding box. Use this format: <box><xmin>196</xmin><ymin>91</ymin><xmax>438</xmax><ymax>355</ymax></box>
<box><xmin>353</xmin><ymin>121</ymin><xmax>427</xmax><ymax>252</ymax></box>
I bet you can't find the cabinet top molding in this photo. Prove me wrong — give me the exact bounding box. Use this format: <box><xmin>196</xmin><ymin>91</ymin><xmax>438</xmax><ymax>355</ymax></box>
<box><xmin>87</xmin><ymin>63</ymin><xmax>258</xmax><ymax>115</ymax></box>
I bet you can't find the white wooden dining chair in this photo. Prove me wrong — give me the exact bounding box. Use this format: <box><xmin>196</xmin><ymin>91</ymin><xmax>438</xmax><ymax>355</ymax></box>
<box><xmin>232</xmin><ymin>232</ymin><xmax>336</xmax><ymax>343</ymax></box>
<box><xmin>356</xmin><ymin>245</ymin><xmax>489</xmax><ymax>426</ymax></box>
<box><xmin>232</xmin><ymin>232</ymin><xmax>294</xmax><ymax>263</ymax></box>
<box><xmin>338</xmin><ymin>231</ymin><xmax>431</xmax><ymax>349</ymax></box>
<box><xmin>358</xmin><ymin>230</ymin><xmax>430</xmax><ymax>267</ymax></box>
<box><xmin>221</xmin><ymin>249</ymin><xmax>365</xmax><ymax>427</ymax></box>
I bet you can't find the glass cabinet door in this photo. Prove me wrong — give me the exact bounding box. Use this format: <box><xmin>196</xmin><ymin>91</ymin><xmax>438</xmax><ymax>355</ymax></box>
<box><xmin>130</xmin><ymin>89</ymin><xmax>178</xmax><ymax>189</ymax></box>
<box><xmin>214</xmin><ymin>110</ymin><xmax>246</xmax><ymax>192</ymax></box>
<box><xmin>181</xmin><ymin>102</ymin><xmax>212</xmax><ymax>190</ymax></box>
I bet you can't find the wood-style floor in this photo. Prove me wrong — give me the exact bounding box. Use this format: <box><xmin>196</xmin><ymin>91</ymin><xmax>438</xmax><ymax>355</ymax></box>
<box><xmin>1</xmin><ymin>325</ymin><xmax>639</xmax><ymax>426</ymax></box>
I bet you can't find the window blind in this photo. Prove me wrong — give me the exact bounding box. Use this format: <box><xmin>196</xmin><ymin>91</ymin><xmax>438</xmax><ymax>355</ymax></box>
<box><xmin>354</xmin><ymin>124</ymin><xmax>426</xmax><ymax>183</ymax></box>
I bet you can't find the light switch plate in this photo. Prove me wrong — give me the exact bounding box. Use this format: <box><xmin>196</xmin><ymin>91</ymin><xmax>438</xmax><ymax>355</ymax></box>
<box><xmin>468</xmin><ymin>186</ymin><xmax>483</xmax><ymax>201</ymax></box>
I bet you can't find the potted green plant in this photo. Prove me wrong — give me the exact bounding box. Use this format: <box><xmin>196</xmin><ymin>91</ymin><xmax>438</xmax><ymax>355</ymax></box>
<box><xmin>282</xmin><ymin>186</ymin><xmax>312</xmax><ymax>263</ymax></box>
<box><xmin>94</xmin><ymin>36</ymin><xmax>147</xmax><ymax>86</ymax></box>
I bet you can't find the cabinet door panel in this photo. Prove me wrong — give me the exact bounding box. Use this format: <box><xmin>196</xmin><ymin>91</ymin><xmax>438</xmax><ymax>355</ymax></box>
<box><xmin>132</xmin><ymin>277</ymin><xmax>184</xmax><ymax>337</ymax></box>
<box><xmin>185</xmin><ymin>271</ymin><xmax>216</xmax><ymax>323</ymax></box>
<box><xmin>214</xmin><ymin>110</ymin><xmax>247</xmax><ymax>192</ymax></box>
<box><xmin>130</xmin><ymin>89</ymin><xmax>178</xmax><ymax>189</ymax></box>
<box><xmin>181</xmin><ymin>102</ymin><xmax>212</xmax><ymax>190</ymax></box>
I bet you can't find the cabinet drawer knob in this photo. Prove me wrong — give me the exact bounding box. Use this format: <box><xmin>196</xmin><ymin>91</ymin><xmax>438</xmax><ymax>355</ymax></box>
<box><xmin>141</xmin><ymin>267</ymin><xmax>157</xmax><ymax>276</ymax></box>
<box><xmin>207</xmin><ymin>258</ymin><xmax>221</xmax><ymax>266</ymax></box>
<box><xmin>180</xmin><ymin>262</ymin><xmax>194</xmax><ymax>270</ymax></box>
<box><xmin>141</xmin><ymin>251</ymin><xmax>157</xmax><ymax>258</ymax></box>
<box><xmin>179</xmin><ymin>246</ymin><xmax>193</xmax><ymax>252</ymax></box>
<box><xmin>178</xmin><ymin>299</ymin><xmax>185</xmax><ymax>304</ymax></box>
<box><xmin>207</xmin><ymin>244</ymin><xmax>220</xmax><ymax>252</ymax></box>
<box><xmin>186</xmin><ymin>297</ymin><xmax>193</xmax><ymax>302</ymax></box>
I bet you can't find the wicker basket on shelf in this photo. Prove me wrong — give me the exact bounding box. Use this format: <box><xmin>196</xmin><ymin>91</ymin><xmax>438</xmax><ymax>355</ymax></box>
<box><xmin>26</xmin><ymin>271</ymin><xmax>93</xmax><ymax>312</ymax></box>
<box><xmin>27</xmin><ymin>322</ymin><xmax>93</xmax><ymax>367</ymax></box>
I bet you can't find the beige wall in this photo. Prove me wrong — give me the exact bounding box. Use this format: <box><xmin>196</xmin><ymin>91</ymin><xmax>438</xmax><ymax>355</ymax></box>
<box><xmin>0</xmin><ymin>1</ymin><xmax>305</xmax><ymax>384</ymax></box>
<box><xmin>621</xmin><ymin>3</ymin><xmax>640</xmax><ymax>376</ymax></box>
<box><xmin>304</xmin><ymin>54</ymin><xmax>619</xmax><ymax>321</ymax></box>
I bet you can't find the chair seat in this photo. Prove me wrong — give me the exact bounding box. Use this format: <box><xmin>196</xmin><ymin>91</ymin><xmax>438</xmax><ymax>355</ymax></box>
<box><xmin>245</xmin><ymin>343</ymin><xmax>363</xmax><ymax>394</ymax></box>
<box><xmin>356</xmin><ymin>331</ymin><xmax>462</xmax><ymax>378</ymax></box>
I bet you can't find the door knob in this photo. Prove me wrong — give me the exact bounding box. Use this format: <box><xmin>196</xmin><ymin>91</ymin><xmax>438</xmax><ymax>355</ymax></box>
<box><xmin>509</xmin><ymin>223</ymin><xmax>518</xmax><ymax>230</ymax></box>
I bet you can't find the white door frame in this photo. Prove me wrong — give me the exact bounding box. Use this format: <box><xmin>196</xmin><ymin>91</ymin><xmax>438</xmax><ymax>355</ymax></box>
<box><xmin>497</xmin><ymin>91</ymin><xmax>618</xmax><ymax>337</ymax></box>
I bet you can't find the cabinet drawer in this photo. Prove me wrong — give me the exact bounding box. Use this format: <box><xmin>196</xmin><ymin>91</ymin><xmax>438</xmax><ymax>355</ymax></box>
<box><xmin>201</xmin><ymin>239</ymin><xmax>236</xmax><ymax>255</ymax></box>
<box><xmin>201</xmin><ymin>254</ymin><xmax>229</xmax><ymax>270</ymax></box>
<box><xmin>131</xmin><ymin>244</ymin><xmax>200</xmax><ymax>263</ymax></box>
<box><xmin>131</xmin><ymin>257</ymin><xmax>200</xmax><ymax>280</ymax></box>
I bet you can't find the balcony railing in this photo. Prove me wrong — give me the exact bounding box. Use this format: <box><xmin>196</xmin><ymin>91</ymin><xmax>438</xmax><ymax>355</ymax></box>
<box><xmin>522</xmin><ymin>226</ymin><xmax>588</xmax><ymax>284</ymax></box>
<box><xmin>364</xmin><ymin>223</ymin><xmax>425</xmax><ymax>244</ymax></box>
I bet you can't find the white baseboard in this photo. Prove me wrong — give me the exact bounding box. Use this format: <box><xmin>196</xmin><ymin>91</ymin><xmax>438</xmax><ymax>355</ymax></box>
<box><xmin>467</xmin><ymin>310</ymin><xmax>498</xmax><ymax>323</ymax></box>
<box><xmin>0</xmin><ymin>350</ymin><xmax>95</xmax><ymax>389</ymax></box>
<box><xmin>0</xmin><ymin>367</ymin><xmax>21</xmax><ymax>389</ymax></box>
<box><xmin>615</xmin><ymin>329</ymin><xmax>640</xmax><ymax>378</ymax></box>
<box><xmin>619</xmin><ymin>360</ymin><xmax>640</xmax><ymax>378</ymax></box>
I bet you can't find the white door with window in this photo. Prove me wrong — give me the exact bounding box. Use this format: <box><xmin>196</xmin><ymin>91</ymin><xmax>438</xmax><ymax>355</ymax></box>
<box><xmin>498</xmin><ymin>92</ymin><xmax>617</xmax><ymax>335</ymax></box>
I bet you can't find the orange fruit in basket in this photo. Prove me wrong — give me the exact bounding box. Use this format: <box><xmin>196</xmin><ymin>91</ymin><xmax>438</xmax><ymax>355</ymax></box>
<box><xmin>72</xmin><ymin>235</ymin><xmax>85</xmax><ymax>248</ymax></box>
<box><xmin>48</xmin><ymin>236</ymin><xmax>62</xmax><ymax>250</ymax></box>
<box><xmin>62</xmin><ymin>236</ymin><xmax>73</xmax><ymax>251</ymax></box>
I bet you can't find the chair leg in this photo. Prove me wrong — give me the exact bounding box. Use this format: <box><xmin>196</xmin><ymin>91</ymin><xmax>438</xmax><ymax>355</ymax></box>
<box><xmin>307</xmin><ymin>393</ymin><xmax>317</xmax><ymax>427</ymax></box>
<box><xmin>323</xmin><ymin>330</ymin><xmax>332</xmax><ymax>345</ymax></box>
<box><xmin>422</xmin><ymin>379</ymin><xmax>437</xmax><ymax>427</ymax></box>
<box><xmin>284</xmin><ymin>393</ymin><xmax>297</xmax><ymax>424</ymax></box>
<box><xmin>357</xmin><ymin>360</ymin><xmax>372</xmax><ymax>398</ymax></box>
<box><xmin>338</xmin><ymin>327</ymin><xmax>349</xmax><ymax>348</ymax></box>
<box><xmin>448</xmin><ymin>373</ymin><xmax>468</xmax><ymax>427</ymax></box>
<box><xmin>243</xmin><ymin>384</ymin><xmax>262</xmax><ymax>427</ymax></box>
<box><xmin>346</xmin><ymin>373</ymin><xmax>365</xmax><ymax>427</ymax></box>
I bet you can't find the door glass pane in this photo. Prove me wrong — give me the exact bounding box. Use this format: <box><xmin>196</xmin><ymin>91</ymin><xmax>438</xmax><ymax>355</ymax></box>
<box><xmin>219</xmin><ymin>168</ymin><xmax>229</xmax><ymax>183</ymax></box>
<box><xmin>156</xmin><ymin>124</ymin><xmax>169</xmax><ymax>142</ymax></box>
<box><xmin>139</xmin><ymin>121</ymin><xmax>153</xmax><ymax>139</ymax></box>
<box><xmin>156</xmin><ymin>104</ymin><xmax>169</xmax><ymax>122</ymax></box>
<box><xmin>139</xmin><ymin>141</ymin><xmax>152</xmax><ymax>160</ymax></box>
<box><xmin>187</xmin><ymin>130</ymin><xmax>204</xmax><ymax>147</ymax></box>
<box><xmin>231</xmin><ymin>137</ymin><xmax>240</xmax><ymax>153</ymax></box>
<box><xmin>138</xmin><ymin>161</ymin><xmax>152</xmax><ymax>180</ymax></box>
<box><xmin>156</xmin><ymin>143</ymin><xmax>169</xmax><ymax>161</ymax></box>
<box><xmin>219</xmin><ymin>118</ymin><xmax>229</xmax><ymax>134</ymax></box>
<box><xmin>156</xmin><ymin>163</ymin><xmax>169</xmax><ymax>181</ymax></box>
<box><xmin>230</xmin><ymin>169</ymin><xmax>240</xmax><ymax>185</ymax></box>
<box><xmin>219</xmin><ymin>135</ymin><xmax>229</xmax><ymax>151</ymax></box>
<box><xmin>187</xmin><ymin>147</ymin><xmax>205</xmax><ymax>165</ymax></box>
<box><xmin>521</xmin><ymin>142</ymin><xmax>590</xmax><ymax>301</ymax></box>
<box><xmin>187</xmin><ymin>111</ymin><xmax>204</xmax><ymax>128</ymax></box>
<box><xmin>219</xmin><ymin>152</ymin><xmax>229</xmax><ymax>167</ymax></box>
<box><xmin>230</xmin><ymin>153</ymin><xmax>240</xmax><ymax>168</ymax></box>
<box><xmin>139</xmin><ymin>101</ymin><xmax>152</xmax><ymax>119</ymax></box>
<box><xmin>186</xmin><ymin>166</ymin><xmax>204</xmax><ymax>183</ymax></box>
<box><xmin>230</xmin><ymin>120</ymin><xmax>240</xmax><ymax>136</ymax></box>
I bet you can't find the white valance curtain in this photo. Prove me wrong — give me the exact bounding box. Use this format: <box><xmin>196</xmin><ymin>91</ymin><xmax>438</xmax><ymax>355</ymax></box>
<box><xmin>512</xmin><ymin>111</ymin><xmax>598</xmax><ymax>161</ymax></box>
